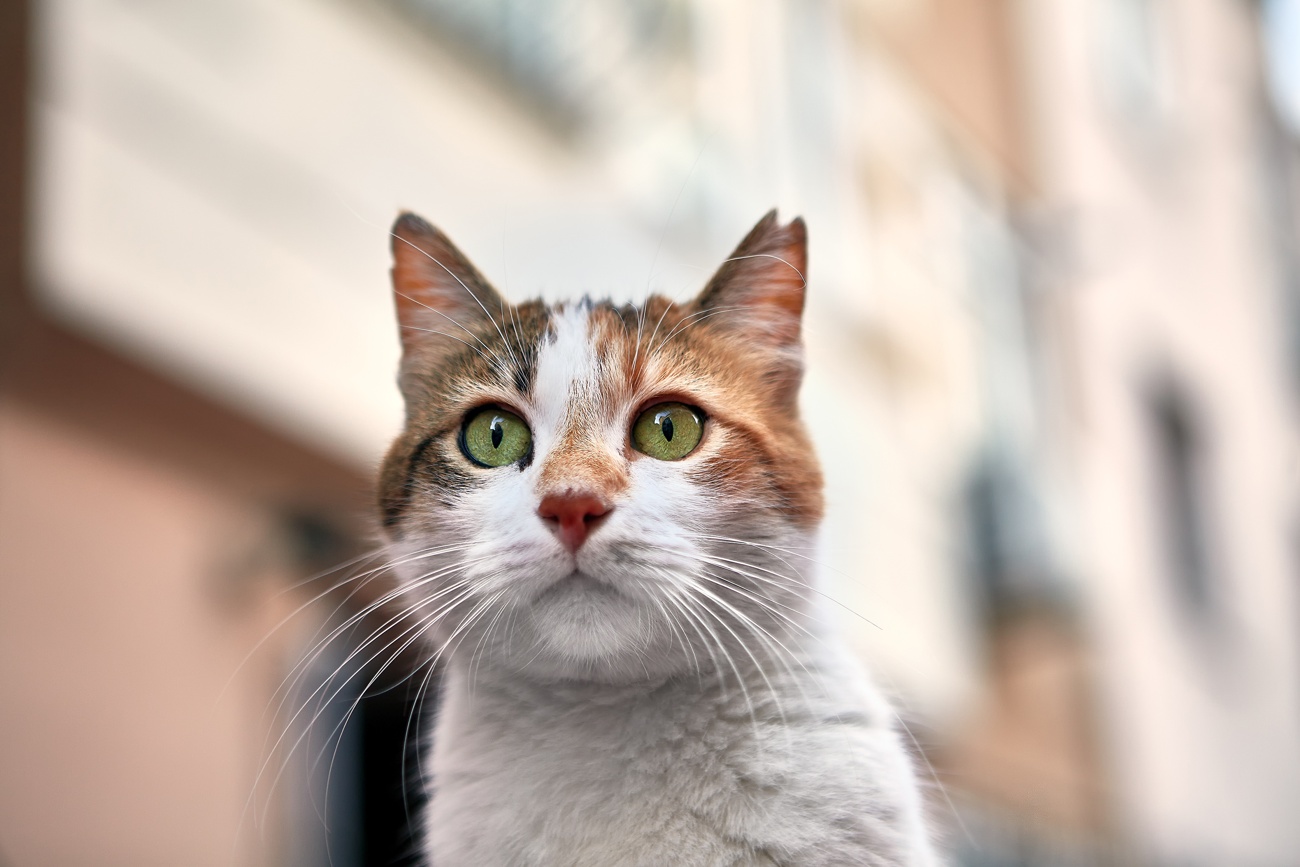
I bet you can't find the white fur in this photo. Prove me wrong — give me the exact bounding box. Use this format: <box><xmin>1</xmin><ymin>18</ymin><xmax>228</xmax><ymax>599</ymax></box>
<box><xmin>429</xmin><ymin>622</ymin><xmax>937</xmax><ymax>866</ymax></box>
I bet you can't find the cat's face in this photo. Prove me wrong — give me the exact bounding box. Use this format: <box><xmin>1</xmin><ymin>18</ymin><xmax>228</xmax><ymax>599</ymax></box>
<box><xmin>378</xmin><ymin>212</ymin><xmax>823</xmax><ymax>683</ymax></box>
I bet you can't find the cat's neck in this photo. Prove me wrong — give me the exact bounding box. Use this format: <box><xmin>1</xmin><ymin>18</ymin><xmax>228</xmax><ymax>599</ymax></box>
<box><xmin>445</xmin><ymin>611</ymin><xmax>843</xmax><ymax>711</ymax></box>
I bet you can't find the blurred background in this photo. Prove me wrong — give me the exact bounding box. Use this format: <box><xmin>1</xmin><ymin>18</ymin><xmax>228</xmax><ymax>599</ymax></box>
<box><xmin>1</xmin><ymin>0</ymin><xmax>1299</xmax><ymax>864</ymax></box>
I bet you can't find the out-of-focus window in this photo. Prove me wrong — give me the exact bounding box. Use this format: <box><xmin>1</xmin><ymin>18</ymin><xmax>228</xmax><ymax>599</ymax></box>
<box><xmin>390</xmin><ymin>0</ymin><xmax>692</xmax><ymax>134</ymax></box>
<box><xmin>1146</xmin><ymin>382</ymin><xmax>1216</xmax><ymax>619</ymax></box>
<box><xmin>964</xmin><ymin>448</ymin><xmax>1054</xmax><ymax>618</ymax></box>
<box><xmin>1261</xmin><ymin>0</ymin><xmax>1300</xmax><ymax>139</ymax></box>
<box><xmin>951</xmin><ymin>181</ymin><xmax>1066</xmax><ymax>618</ymax></box>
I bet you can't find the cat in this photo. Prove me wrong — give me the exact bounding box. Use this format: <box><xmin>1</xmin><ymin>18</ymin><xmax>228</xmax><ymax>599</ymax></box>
<box><xmin>377</xmin><ymin>210</ymin><xmax>939</xmax><ymax>866</ymax></box>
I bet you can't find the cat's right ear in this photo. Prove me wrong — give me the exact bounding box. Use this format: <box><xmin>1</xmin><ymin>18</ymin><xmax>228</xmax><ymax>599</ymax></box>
<box><xmin>390</xmin><ymin>212</ymin><xmax>505</xmax><ymax>358</ymax></box>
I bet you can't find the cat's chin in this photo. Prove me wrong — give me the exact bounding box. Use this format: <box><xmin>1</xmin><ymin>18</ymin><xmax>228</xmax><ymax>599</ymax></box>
<box><xmin>497</xmin><ymin>571</ymin><xmax>673</xmax><ymax>681</ymax></box>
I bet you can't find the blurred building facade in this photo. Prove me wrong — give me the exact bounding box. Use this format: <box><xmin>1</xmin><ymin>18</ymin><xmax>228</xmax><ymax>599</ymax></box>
<box><xmin>1</xmin><ymin>1</ymin><xmax>1298</xmax><ymax>865</ymax></box>
<box><xmin>1013</xmin><ymin>2</ymin><xmax>1300</xmax><ymax>864</ymax></box>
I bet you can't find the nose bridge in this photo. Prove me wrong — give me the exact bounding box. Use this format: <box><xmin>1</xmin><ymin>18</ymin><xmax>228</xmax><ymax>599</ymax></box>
<box><xmin>532</xmin><ymin>303</ymin><xmax>633</xmax><ymax>502</ymax></box>
<box><xmin>537</xmin><ymin>412</ymin><xmax>628</xmax><ymax>501</ymax></box>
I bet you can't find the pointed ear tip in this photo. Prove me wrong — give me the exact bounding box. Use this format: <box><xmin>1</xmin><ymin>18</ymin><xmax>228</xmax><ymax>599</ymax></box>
<box><xmin>392</xmin><ymin>210</ymin><xmax>436</xmax><ymax>244</ymax></box>
<box><xmin>393</xmin><ymin>210</ymin><xmax>427</xmax><ymax>231</ymax></box>
<box><xmin>773</xmin><ymin>216</ymin><xmax>807</xmax><ymax>262</ymax></box>
<box><xmin>757</xmin><ymin>209</ymin><xmax>805</xmax><ymax>242</ymax></box>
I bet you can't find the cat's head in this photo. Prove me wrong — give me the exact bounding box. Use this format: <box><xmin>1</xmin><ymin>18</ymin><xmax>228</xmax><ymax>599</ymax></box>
<box><xmin>378</xmin><ymin>211</ymin><xmax>823</xmax><ymax>683</ymax></box>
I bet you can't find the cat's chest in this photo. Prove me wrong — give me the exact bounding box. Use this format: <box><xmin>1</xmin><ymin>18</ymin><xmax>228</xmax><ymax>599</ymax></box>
<box><xmin>427</xmin><ymin>674</ymin><xmax>793</xmax><ymax>864</ymax></box>
<box><xmin>435</xmin><ymin>674</ymin><xmax>764</xmax><ymax>799</ymax></box>
<box><xmin>422</xmin><ymin>666</ymin><xmax>931</xmax><ymax>867</ymax></box>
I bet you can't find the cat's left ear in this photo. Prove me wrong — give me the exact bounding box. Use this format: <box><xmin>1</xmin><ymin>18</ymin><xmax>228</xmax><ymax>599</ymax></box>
<box><xmin>390</xmin><ymin>212</ymin><xmax>506</xmax><ymax>359</ymax></box>
<box><xmin>692</xmin><ymin>211</ymin><xmax>807</xmax><ymax>405</ymax></box>
<box><xmin>693</xmin><ymin>210</ymin><xmax>807</xmax><ymax>352</ymax></box>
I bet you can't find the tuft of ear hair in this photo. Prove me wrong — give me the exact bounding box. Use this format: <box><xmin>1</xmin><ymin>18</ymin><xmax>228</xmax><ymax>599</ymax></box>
<box><xmin>390</xmin><ymin>212</ymin><xmax>506</xmax><ymax>358</ymax></box>
<box><xmin>693</xmin><ymin>209</ymin><xmax>808</xmax><ymax>352</ymax></box>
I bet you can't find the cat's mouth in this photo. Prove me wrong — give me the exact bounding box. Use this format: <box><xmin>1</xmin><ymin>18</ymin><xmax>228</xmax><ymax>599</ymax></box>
<box><xmin>527</xmin><ymin>568</ymin><xmax>634</xmax><ymax>609</ymax></box>
<box><xmin>546</xmin><ymin>570</ymin><xmax>618</xmax><ymax>594</ymax></box>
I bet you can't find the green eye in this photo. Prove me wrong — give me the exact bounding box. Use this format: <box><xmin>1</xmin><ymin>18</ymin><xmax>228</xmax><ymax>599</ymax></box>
<box><xmin>462</xmin><ymin>407</ymin><xmax>532</xmax><ymax>467</ymax></box>
<box><xmin>632</xmin><ymin>402</ymin><xmax>704</xmax><ymax>461</ymax></box>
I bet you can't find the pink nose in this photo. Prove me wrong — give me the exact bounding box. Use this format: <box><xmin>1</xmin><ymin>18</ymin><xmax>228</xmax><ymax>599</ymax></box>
<box><xmin>537</xmin><ymin>493</ymin><xmax>612</xmax><ymax>553</ymax></box>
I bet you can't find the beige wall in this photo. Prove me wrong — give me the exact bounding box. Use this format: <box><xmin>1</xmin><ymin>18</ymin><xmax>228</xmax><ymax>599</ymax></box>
<box><xmin>0</xmin><ymin>398</ymin><xmax>309</xmax><ymax>865</ymax></box>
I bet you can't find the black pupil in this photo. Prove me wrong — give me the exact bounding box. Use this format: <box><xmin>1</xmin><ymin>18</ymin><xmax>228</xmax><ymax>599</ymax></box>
<box><xmin>660</xmin><ymin>414</ymin><xmax>674</xmax><ymax>442</ymax></box>
<box><xmin>491</xmin><ymin>418</ymin><xmax>504</xmax><ymax>449</ymax></box>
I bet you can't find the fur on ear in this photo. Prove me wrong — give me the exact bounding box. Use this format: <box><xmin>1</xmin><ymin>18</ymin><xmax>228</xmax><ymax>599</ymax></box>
<box><xmin>390</xmin><ymin>212</ymin><xmax>506</xmax><ymax>359</ymax></box>
<box><xmin>692</xmin><ymin>211</ymin><xmax>808</xmax><ymax>405</ymax></box>
<box><xmin>693</xmin><ymin>210</ymin><xmax>808</xmax><ymax>351</ymax></box>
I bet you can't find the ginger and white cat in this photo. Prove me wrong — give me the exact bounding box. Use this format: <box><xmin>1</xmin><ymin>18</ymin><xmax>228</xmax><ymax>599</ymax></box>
<box><xmin>378</xmin><ymin>211</ymin><xmax>938</xmax><ymax>866</ymax></box>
